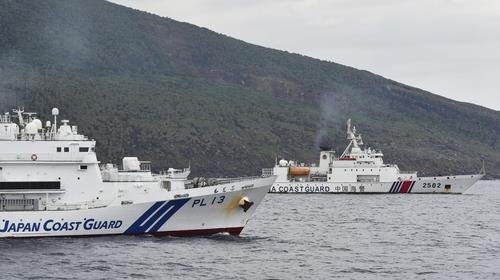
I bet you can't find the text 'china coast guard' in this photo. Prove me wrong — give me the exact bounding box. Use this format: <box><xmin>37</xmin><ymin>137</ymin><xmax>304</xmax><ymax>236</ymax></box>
<box><xmin>0</xmin><ymin>108</ymin><xmax>276</xmax><ymax>238</ymax></box>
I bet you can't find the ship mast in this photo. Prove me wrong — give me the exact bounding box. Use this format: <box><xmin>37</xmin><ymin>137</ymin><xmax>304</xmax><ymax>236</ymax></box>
<box><xmin>340</xmin><ymin>119</ymin><xmax>364</xmax><ymax>158</ymax></box>
<box><xmin>50</xmin><ymin>108</ymin><xmax>59</xmax><ymax>140</ymax></box>
<box><xmin>12</xmin><ymin>107</ymin><xmax>25</xmax><ymax>128</ymax></box>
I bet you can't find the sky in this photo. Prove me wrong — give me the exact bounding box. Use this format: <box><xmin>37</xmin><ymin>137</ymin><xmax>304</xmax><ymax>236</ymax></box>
<box><xmin>109</xmin><ymin>0</ymin><xmax>500</xmax><ymax>110</ymax></box>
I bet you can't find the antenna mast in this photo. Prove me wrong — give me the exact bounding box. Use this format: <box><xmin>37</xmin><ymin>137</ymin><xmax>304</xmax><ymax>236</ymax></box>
<box><xmin>12</xmin><ymin>107</ymin><xmax>25</xmax><ymax>127</ymax></box>
<box><xmin>51</xmin><ymin>108</ymin><xmax>59</xmax><ymax>139</ymax></box>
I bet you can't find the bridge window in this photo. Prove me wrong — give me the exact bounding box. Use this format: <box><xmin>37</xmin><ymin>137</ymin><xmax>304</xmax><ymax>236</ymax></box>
<box><xmin>57</xmin><ymin>147</ymin><xmax>62</xmax><ymax>152</ymax></box>
<box><xmin>80</xmin><ymin>165</ymin><xmax>88</xmax><ymax>170</ymax></box>
<box><xmin>0</xmin><ymin>181</ymin><xmax>60</xmax><ymax>190</ymax></box>
<box><xmin>79</xmin><ymin>147</ymin><xmax>89</xmax><ymax>152</ymax></box>
<box><xmin>64</xmin><ymin>147</ymin><xmax>69</xmax><ymax>152</ymax></box>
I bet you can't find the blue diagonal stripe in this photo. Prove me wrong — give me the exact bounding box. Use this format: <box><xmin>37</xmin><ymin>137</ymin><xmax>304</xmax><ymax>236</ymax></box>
<box><xmin>125</xmin><ymin>198</ymin><xmax>190</xmax><ymax>234</ymax></box>
<box><xmin>127</xmin><ymin>201</ymin><xmax>164</xmax><ymax>232</ymax></box>
<box><xmin>148</xmin><ymin>200</ymin><xmax>189</xmax><ymax>232</ymax></box>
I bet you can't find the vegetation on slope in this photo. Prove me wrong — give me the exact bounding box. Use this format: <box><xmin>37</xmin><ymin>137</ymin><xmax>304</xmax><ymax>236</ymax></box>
<box><xmin>0</xmin><ymin>0</ymin><xmax>499</xmax><ymax>177</ymax></box>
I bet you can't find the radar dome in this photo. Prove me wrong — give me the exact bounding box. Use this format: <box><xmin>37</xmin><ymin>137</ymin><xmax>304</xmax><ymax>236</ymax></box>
<box><xmin>52</xmin><ymin>108</ymin><xmax>59</xmax><ymax>116</ymax></box>
<box><xmin>32</xmin><ymin>119</ymin><xmax>42</xmax><ymax>130</ymax></box>
<box><xmin>25</xmin><ymin>122</ymin><xmax>37</xmax><ymax>134</ymax></box>
<box><xmin>279</xmin><ymin>159</ymin><xmax>288</xmax><ymax>167</ymax></box>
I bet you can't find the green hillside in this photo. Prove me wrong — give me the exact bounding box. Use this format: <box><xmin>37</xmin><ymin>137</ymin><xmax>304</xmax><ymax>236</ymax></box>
<box><xmin>1</xmin><ymin>0</ymin><xmax>499</xmax><ymax>178</ymax></box>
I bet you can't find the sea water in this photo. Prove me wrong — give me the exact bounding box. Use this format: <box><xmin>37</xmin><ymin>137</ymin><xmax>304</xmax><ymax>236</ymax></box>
<box><xmin>1</xmin><ymin>181</ymin><xmax>498</xmax><ymax>279</ymax></box>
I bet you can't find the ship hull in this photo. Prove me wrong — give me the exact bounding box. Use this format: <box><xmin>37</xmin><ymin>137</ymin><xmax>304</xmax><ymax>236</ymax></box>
<box><xmin>269</xmin><ymin>174</ymin><xmax>482</xmax><ymax>194</ymax></box>
<box><xmin>0</xmin><ymin>177</ymin><xmax>274</xmax><ymax>238</ymax></box>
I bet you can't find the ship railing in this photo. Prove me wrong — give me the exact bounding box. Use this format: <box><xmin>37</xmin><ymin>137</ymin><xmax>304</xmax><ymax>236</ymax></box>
<box><xmin>139</xmin><ymin>161</ymin><xmax>151</xmax><ymax>172</ymax></box>
<box><xmin>46</xmin><ymin>199</ymin><xmax>113</xmax><ymax>211</ymax></box>
<box><xmin>209</xmin><ymin>176</ymin><xmax>269</xmax><ymax>184</ymax></box>
<box><xmin>101</xmin><ymin>176</ymin><xmax>156</xmax><ymax>182</ymax></box>
<box><xmin>190</xmin><ymin>175</ymin><xmax>269</xmax><ymax>189</ymax></box>
<box><xmin>261</xmin><ymin>168</ymin><xmax>274</xmax><ymax>177</ymax></box>
<box><xmin>310</xmin><ymin>175</ymin><xmax>327</xmax><ymax>182</ymax></box>
<box><xmin>0</xmin><ymin>153</ymin><xmax>85</xmax><ymax>162</ymax></box>
<box><xmin>157</xmin><ymin>168</ymin><xmax>190</xmax><ymax>176</ymax></box>
<box><xmin>11</xmin><ymin>131</ymin><xmax>89</xmax><ymax>141</ymax></box>
<box><xmin>0</xmin><ymin>114</ymin><xmax>11</xmax><ymax>123</ymax></box>
<box><xmin>0</xmin><ymin>198</ymin><xmax>37</xmax><ymax>211</ymax></box>
<box><xmin>100</xmin><ymin>163</ymin><xmax>151</xmax><ymax>173</ymax></box>
<box><xmin>101</xmin><ymin>171</ymin><xmax>155</xmax><ymax>182</ymax></box>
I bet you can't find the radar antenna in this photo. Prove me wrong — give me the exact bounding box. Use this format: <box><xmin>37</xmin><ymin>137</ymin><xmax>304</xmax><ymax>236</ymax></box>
<box><xmin>341</xmin><ymin>118</ymin><xmax>364</xmax><ymax>158</ymax></box>
<box><xmin>50</xmin><ymin>108</ymin><xmax>60</xmax><ymax>138</ymax></box>
<box><xmin>12</xmin><ymin>107</ymin><xmax>25</xmax><ymax>127</ymax></box>
<box><xmin>23</xmin><ymin>112</ymin><xmax>37</xmax><ymax>123</ymax></box>
<box><xmin>480</xmin><ymin>159</ymin><xmax>486</xmax><ymax>175</ymax></box>
<box><xmin>346</xmin><ymin>119</ymin><xmax>353</xmax><ymax>140</ymax></box>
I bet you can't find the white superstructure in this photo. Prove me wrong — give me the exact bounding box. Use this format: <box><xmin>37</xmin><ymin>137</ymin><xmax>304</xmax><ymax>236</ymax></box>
<box><xmin>264</xmin><ymin>119</ymin><xmax>483</xmax><ymax>194</ymax></box>
<box><xmin>0</xmin><ymin>108</ymin><xmax>275</xmax><ymax>238</ymax></box>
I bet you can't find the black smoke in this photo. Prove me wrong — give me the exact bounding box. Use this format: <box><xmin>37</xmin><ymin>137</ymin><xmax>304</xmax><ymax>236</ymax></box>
<box><xmin>314</xmin><ymin>93</ymin><xmax>338</xmax><ymax>150</ymax></box>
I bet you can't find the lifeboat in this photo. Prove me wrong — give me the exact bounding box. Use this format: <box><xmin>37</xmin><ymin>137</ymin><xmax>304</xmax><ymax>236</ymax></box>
<box><xmin>289</xmin><ymin>167</ymin><xmax>310</xmax><ymax>176</ymax></box>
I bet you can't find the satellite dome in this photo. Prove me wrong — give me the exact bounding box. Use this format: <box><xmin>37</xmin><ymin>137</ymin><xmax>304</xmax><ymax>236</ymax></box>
<box><xmin>25</xmin><ymin>122</ymin><xmax>37</xmax><ymax>134</ymax></box>
<box><xmin>32</xmin><ymin>119</ymin><xmax>42</xmax><ymax>130</ymax></box>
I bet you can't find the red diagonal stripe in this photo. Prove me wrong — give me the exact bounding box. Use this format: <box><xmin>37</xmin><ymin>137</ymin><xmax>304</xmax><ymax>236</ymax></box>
<box><xmin>399</xmin><ymin>181</ymin><xmax>412</xmax><ymax>193</ymax></box>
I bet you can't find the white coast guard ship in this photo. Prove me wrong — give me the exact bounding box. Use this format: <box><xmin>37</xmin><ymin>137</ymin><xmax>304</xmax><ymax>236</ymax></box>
<box><xmin>264</xmin><ymin>119</ymin><xmax>483</xmax><ymax>194</ymax></box>
<box><xmin>0</xmin><ymin>108</ymin><xmax>275</xmax><ymax>238</ymax></box>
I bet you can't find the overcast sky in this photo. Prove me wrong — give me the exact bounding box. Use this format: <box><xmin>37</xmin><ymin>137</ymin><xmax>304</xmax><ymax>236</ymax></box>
<box><xmin>110</xmin><ymin>0</ymin><xmax>500</xmax><ymax>110</ymax></box>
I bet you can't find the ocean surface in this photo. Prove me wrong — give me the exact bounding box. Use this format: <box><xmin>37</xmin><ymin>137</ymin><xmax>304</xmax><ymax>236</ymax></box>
<box><xmin>1</xmin><ymin>180</ymin><xmax>499</xmax><ymax>280</ymax></box>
